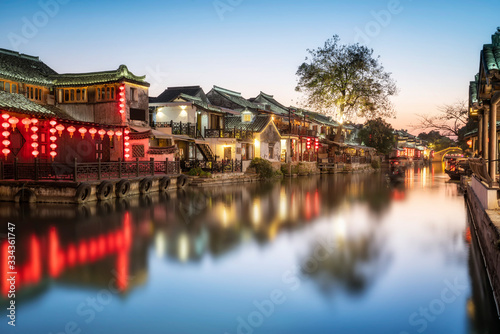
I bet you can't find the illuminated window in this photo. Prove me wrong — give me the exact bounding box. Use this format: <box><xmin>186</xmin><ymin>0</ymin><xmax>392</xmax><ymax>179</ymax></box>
<box><xmin>58</xmin><ymin>88</ymin><xmax>87</xmax><ymax>103</ymax></box>
<box><xmin>96</xmin><ymin>85</ymin><xmax>116</xmax><ymax>101</ymax></box>
<box><xmin>0</xmin><ymin>80</ymin><xmax>18</xmax><ymax>93</ymax></box>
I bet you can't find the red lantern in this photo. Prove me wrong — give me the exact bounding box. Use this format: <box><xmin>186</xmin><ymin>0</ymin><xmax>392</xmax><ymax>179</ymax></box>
<box><xmin>50</xmin><ymin>143</ymin><xmax>57</xmax><ymax>150</ymax></box>
<box><xmin>98</xmin><ymin>129</ymin><xmax>106</xmax><ymax>140</ymax></box>
<box><xmin>49</xmin><ymin>120</ymin><xmax>57</xmax><ymax>127</ymax></box>
<box><xmin>49</xmin><ymin>136</ymin><xmax>57</xmax><ymax>142</ymax></box>
<box><xmin>31</xmin><ymin>126</ymin><xmax>38</xmax><ymax>133</ymax></box>
<box><xmin>124</xmin><ymin>129</ymin><xmax>130</xmax><ymax>135</ymax></box>
<box><xmin>2</xmin><ymin>122</ymin><xmax>9</xmax><ymax>129</ymax></box>
<box><xmin>89</xmin><ymin>128</ymin><xmax>97</xmax><ymax>139</ymax></box>
<box><xmin>31</xmin><ymin>134</ymin><xmax>38</xmax><ymax>141</ymax></box>
<box><xmin>31</xmin><ymin>142</ymin><xmax>39</xmax><ymax>148</ymax></box>
<box><xmin>1</xmin><ymin>114</ymin><xmax>9</xmax><ymax>120</ymax></box>
<box><xmin>107</xmin><ymin>130</ymin><xmax>114</xmax><ymax>139</ymax></box>
<box><xmin>49</xmin><ymin>128</ymin><xmax>57</xmax><ymax>135</ymax></box>
<box><xmin>2</xmin><ymin>140</ymin><xmax>10</xmax><ymax>146</ymax></box>
<box><xmin>78</xmin><ymin>127</ymin><xmax>87</xmax><ymax>139</ymax></box>
<box><xmin>22</xmin><ymin>118</ymin><xmax>31</xmax><ymax>130</ymax></box>
<box><xmin>67</xmin><ymin>126</ymin><xmax>76</xmax><ymax>138</ymax></box>
<box><xmin>115</xmin><ymin>130</ymin><xmax>122</xmax><ymax>138</ymax></box>
<box><xmin>55</xmin><ymin>124</ymin><xmax>65</xmax><ymax>137</ymax></box>
<box><xmin>2</xmin><ymin>131</ymin><xmax>9</xmax><ymax>137</ymax></box>
<box><xmin>8</xmin><ymin>117</ymin><xmax>18</xmax><ymax>131</ymax></box>
<box><xmin>31</xmin><ymin>118</ymin><xmax>38</xmax><ymax>125</ymax></box>
<box><xmin>50</xmin><ymin>151</ymin><xmax>57</xmax><ymax>160</ymax></box>
<box><xmin>2</xmin><ymin>148</ymin><xmax>10</xmax><ymax>159</ymax></box>
<box><xmin>32</xmin><ymin>150</ymin><xmax>39</xmax><ymax>157</ymax></box>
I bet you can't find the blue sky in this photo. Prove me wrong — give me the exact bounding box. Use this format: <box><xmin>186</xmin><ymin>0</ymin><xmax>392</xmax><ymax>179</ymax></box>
<box><xmin>1</xmin><ymin>0</ymin><xmax>499</xmax><ymax>131</ymax></box>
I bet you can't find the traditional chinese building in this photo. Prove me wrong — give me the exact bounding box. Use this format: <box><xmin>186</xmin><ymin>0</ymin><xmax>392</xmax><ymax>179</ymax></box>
<box><xmin>0</xmin><ymin>48</ymin><xmax>161</xmax><ymax>164</ymax></box>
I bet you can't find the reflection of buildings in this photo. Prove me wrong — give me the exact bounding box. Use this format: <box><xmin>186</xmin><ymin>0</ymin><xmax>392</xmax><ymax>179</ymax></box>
<box><xmin>0</xmin><ymin>211</ymin><xmax>149</xmax><ymax>300</ymax></box>
<box><xmin>2</xmin><ymin>173</ymin><xmax>406</xmax><ymax>303</ymax></box>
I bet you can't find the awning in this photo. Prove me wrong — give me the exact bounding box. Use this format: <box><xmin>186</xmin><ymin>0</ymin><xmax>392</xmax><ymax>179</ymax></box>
<box><xmin>171</xmin><ymin>134</ymin><xmax>194</xmax><ymax>142</ymax></box>
<box><xmin>151</xmin><ymin>129</ymin><xmax>171</xmax><ymax>139</ymax></box>
<box><xmin>130</xmin><ymin>125</ymin><xmax>151</xmax><ymax>133</ymax></box>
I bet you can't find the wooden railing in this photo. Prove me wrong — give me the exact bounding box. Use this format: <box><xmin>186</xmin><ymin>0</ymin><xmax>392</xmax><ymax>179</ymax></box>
<box><xmin>153</xmin><ymin>121</ymin><xmax>198</xmax><ymax>138</ymax></box>
<box><xmin>0</xmin><ymin>158</ymin><xmax>180</xmax><ymax>182</ymax></box>
<box><xmin>204</xmin><ymin>128</ymin><xmax>254</xmax><ymax>140</ymax></box>
<box><xmin>180</xmin><ymin>158</ymin><xmax>243</xmax><ymax>173</ymax></box>
<box><xmin>278</xmin><ymin>125</ymin><xmax>317</xmax><ymax>137</ymax></box>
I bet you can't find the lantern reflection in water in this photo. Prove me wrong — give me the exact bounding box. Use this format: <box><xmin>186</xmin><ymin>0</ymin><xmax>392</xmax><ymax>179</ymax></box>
<box><xmin>0</xmin><ymin>212</ymin><xmax>133</xmax><ymax>296</ymax></box>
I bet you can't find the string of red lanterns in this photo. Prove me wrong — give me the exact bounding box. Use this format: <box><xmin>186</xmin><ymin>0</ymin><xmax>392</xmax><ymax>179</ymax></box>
<box><xmin>31</xmin><ymin>118</ymin><xmax>39</xmax><ymax>158</ymax></box>
<box><xmin>49</xmin><ymin>120</ymin><xmax>58</xmax><ymax>161</ymax></box>
<box><xmin>124</xmin><ymin>128</ymin><xmax>130</xmax><ymax>159</ymax></box>
<box><xmin>1</xmin><ymin>114</ymin><xmax>11</xmax><ymax>159</ymax></box>
<box><xmin>119</xmin><ymin>84</ymin><xmax>125</xmax><ymax>114</ymax></box>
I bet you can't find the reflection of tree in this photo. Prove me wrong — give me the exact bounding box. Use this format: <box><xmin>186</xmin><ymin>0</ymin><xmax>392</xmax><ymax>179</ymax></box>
<box><xmin>300</xmin><ymin>230</ymin><xmax>391</xmax><ymax>296</ymax></box>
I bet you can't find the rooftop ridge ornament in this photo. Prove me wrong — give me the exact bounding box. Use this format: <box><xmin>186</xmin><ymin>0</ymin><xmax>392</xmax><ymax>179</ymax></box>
<box><xmin>492</xmin><ymin>27</ymin><xmax>500</xmax><ymax>46</ymax></box>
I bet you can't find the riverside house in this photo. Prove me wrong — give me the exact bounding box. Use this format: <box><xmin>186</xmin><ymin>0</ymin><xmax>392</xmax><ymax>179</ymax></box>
<box><xmin>0</xmin><ymin>48</ymin><xmax>176</xmax><ymax>166</ymax></box>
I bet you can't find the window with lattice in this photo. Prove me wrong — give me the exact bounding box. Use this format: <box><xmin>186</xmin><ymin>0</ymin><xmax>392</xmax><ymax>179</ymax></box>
<box><xmin>132</xmin><ymin>145</ymin><xmax>145</xmax><ymax>157</ymax></box>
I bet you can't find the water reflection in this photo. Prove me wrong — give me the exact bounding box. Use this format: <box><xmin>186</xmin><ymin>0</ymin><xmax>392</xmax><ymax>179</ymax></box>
<box><xmin>0</xmin><ymin>166</ymin><xmax>499</xmax><ymax>334</ymax></box>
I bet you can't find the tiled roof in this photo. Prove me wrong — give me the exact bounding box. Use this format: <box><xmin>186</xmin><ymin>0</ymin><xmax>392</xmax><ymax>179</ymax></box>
<box><xmin>151</xmin><ymin>86</ymin><xmax>208</xmax><ymax>103</ymax></box>
<box><xmin>251</xmin><ymin>92</ymin><xmax>289</xmax><ymax>116</ymax></box>
<box><xmin>225</xmin><ymin>115</ymin><xmax>272</xmax><ymax>133</ymax></box>
<box><xmin>481</xmin><ymin>28</ymin><xmax>500</xmax><ymax>75</ymax></box>
<box><xmin>305</xmin><ymin>111</ymin><xmax>339</xmax><ymax>127</ymax></box>
<box><xmin>469</xmin><ymin>78</ymin><xmax>478</xmax><ymax>105</ymax></box>
<box><xmin>0</xmin><ymin>48</ymin><xmax>149</xmax><ymax>88</ymax></box>
<box><xmin>211</xmin><ymin>86</ymin><xmax>260</xmax><ymax>110</ymax></box>
<box><xmin>0</xmin><ymin>48</ymin><xmax>57</xmax><ymax>86</ymax></box>
<box><xmin>178</xmin><ymin>94</ymin><xmax>223</xmax><ymax>113</ymax></box>
<box><xmin>52</xmin><ymin>65</ymin><xmax>148</xmax><ymax>87</ymax></box>
<box><xmin>0</xmin><ymin>91</ymin><xmax>75</xmax><ymax>120</ymax></box>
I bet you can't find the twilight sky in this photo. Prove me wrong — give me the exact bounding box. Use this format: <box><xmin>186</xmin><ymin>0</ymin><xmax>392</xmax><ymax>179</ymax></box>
<box><xmin>1</xmin><ymin>0</ymin><xmax>500</xmax><ymax>132</ymax></box>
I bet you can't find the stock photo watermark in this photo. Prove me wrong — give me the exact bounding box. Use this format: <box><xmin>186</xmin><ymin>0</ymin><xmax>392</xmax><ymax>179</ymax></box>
<box><xmin>354</xmin><ymin>0</ymin><xmax>410</xmax><ymax>45</ymax></box>
<box><xmin>8</xmin><ymin>0</ymin><xmax>71</xmax><ymax>51</ymax></box>
<box><xmin>213</xmin><ymin>0</ymin><xmax>244</xmax><ymax>21</ymax></box>
<box><xmin>224</xmin><ymin>237</ymin><xmax>337</xmax><ymax>334</ymax></box>
<box><xmin>399</xmin><ymin>278</ymin><xmax>467</xmax><ymax>334</ymax></box>
<box><xmin>48</xmin><ymin>269</ymin><xmax>135</xmax><ymax>334</ymax></box>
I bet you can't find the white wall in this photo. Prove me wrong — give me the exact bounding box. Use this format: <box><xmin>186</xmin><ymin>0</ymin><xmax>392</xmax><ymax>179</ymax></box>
<box><xmin>156</xmin><ymin>105</ymin><xmax>197</xmax><ymax>124</ymax></box>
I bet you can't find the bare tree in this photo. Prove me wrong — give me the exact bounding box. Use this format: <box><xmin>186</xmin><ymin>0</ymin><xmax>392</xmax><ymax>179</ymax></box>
<box><xmin>412</xmin><ymin>100</ymin><xmax>469</xmax><ymax>138</ymax></box>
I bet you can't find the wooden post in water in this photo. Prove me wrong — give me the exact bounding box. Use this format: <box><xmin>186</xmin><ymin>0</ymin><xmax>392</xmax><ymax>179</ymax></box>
<box><xmin>14</xmin><ymin>158</ymin><xmax>18</xmax><ymax>180</ymax></box>
<box><xmin>118</xmin><ymin>158</ymin><xmax>122</xmax><ymax>178</ymax></box>
<box><xmin>34</xmin><ymin>157</ymin><xmax>39</xmax><ymax>181</ymax></box>
<box><xmin>73</xmin><ymin>158</ymin><xmax>77</xmax><ymax>182</ymax></box>
<box><xmin>98</xmin><ymin>158</ymin><xmax>101</xmax><ymax>180</ymax></box>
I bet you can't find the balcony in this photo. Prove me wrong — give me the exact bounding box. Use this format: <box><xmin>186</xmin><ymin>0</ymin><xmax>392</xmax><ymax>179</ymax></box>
<box><xmin>152</xmin><ymin>121</ymin><xmax>201</xmax><ymax>138</ymax></box>
<box><xmin>278</xmin><ymin>125</ymin><xmax>317</xmax><ymax>137</ymax></box>
<box><xmin>204</xmin><ymin>128</ymin><xmax>254</xmax><ymax>140</ymax></box>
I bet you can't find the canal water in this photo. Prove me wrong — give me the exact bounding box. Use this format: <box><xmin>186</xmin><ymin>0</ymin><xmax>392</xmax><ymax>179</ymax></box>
<box><xmin>1</xmin><ymin>164</ymin><xmax>499</xmax><ymax>334</ymax></box>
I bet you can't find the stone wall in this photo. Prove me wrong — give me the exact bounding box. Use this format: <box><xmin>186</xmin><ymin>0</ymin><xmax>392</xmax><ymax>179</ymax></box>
<box><xmin>467</xmin><ymin>186</ymin><xmax>500</xmax><ymax>315</ymax></box>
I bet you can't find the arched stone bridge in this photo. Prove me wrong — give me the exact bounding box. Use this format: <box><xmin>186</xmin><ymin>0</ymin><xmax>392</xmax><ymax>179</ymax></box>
<box><xmin>432</xmin><ymin>147</ymin><xmax>464</xmax><ymax>162</ymax></box>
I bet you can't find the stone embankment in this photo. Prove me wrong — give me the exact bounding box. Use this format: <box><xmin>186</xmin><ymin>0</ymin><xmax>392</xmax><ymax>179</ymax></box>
<box><xmin>466</xmin><ymin>181</ymin><xmax>500</xmax><ymax>316</ymax></box>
